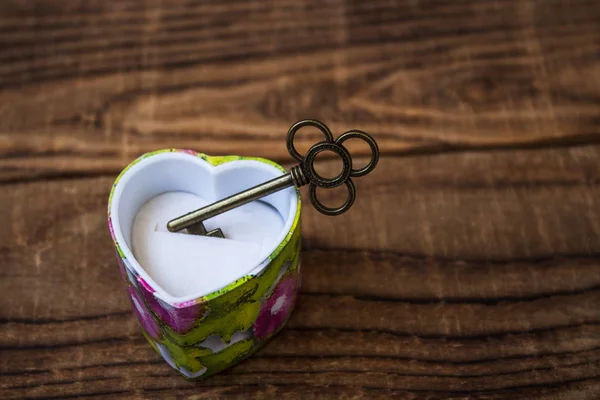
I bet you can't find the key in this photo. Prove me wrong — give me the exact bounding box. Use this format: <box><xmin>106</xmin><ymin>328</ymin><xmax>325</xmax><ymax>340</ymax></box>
<box><xmin>166</xmin><ymin>119</ymin><xmax>379</xmax><ymax>237</ymax></box>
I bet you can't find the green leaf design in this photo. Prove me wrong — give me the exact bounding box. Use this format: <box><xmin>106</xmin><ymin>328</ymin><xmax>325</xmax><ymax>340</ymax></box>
<box><xmin>161</xmin><ymin>336</ymin><xmax>209</xmax><ymax>373</ymax></box>
<box><xmin>199</xmin><ymin>338</ymin><xmax>255</xmax><ymax>375</ymax></box>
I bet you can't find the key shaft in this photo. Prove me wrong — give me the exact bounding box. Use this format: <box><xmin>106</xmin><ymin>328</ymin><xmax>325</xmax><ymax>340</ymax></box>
<box><xmin>167</xmin><ymin>172</ymin><xmax>296</xmax><ymax>233</ymax></box>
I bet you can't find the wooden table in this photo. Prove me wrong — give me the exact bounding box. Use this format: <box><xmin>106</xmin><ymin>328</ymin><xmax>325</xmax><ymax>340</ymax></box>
<box><xmin>2</xmin><ymin>1</ymin><xmax>599</xmax><ymax>398</ymax></box>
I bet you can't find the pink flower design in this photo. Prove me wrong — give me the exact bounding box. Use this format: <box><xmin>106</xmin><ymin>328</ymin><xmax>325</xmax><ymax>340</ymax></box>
<box><xmin>116</xmin><ymin>253</ymin><xmax>127</xmax><ymax>282</ymax></box>
<box><xmin>253</xmin><ymin>276</ymin><xmax>298</xmax><ymax>340</ymax></box>
<box><xmin>138</xmin><ymin>278</ymin><xmax>204</xmax><ymax>334</ymax></box>
<box><xmin>128</xmin><ymin>286</ymin><xmax>160</xmax><ymax>339</ymax></box>
<box><xmin>296</xmin><ymin>261</ymin><xmax>302</xmax><ymax>289</ymax></box>
<box><xmin>108</xmin><ymin>218</ymin><xmax>115</xmax><ymax>240</ymax></box>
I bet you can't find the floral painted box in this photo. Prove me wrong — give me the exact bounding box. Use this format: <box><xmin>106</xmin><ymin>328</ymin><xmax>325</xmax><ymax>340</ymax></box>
<box><xmin>108</xmin><ymin>149</ymin><xmax>302</xmax><ymax>379</ymax></box>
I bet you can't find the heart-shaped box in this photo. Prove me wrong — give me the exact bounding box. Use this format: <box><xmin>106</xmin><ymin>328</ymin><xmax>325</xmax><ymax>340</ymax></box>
<box><xmin>107</xmin><ymin>149</ymin><xmax>302</xmax><ymax>379</ymax></box>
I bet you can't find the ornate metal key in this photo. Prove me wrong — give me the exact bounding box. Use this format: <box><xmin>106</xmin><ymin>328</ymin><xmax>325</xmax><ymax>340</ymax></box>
<box><xmin>167</xmin><ymin>119</ymin><xmax>379</xmax><ymax>237</ymax></box>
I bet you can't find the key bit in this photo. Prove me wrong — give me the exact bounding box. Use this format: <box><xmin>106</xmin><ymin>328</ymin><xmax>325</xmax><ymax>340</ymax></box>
<box><xmin>167</xmin><ymin>119</ymin><xmax>379</xmax><ymax>237</ymax></box>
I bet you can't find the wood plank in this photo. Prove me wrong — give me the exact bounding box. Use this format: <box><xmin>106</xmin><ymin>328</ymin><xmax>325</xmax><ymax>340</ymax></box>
<box><xmin>1</xmin><ymin>147</ymin><xmax>600</xmax><ymax>398</ymax></box>
<box><xmin>1</xmin><ymin>0</ymin><xmax>600</xmax><ymax>182</ymax></box>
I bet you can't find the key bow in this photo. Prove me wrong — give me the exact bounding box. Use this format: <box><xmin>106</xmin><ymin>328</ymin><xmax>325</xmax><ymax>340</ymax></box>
<box><xmin>285</xmin><ymin>119</ymin><xmax>379</xmax><ymax>216</ymax></box>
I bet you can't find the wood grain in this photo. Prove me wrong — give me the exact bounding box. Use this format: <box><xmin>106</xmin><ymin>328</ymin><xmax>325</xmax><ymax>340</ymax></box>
<box><xmin>1</xmin><ymin>0</ymin><xmax>600</xmax><ymax>398</ymax></box>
